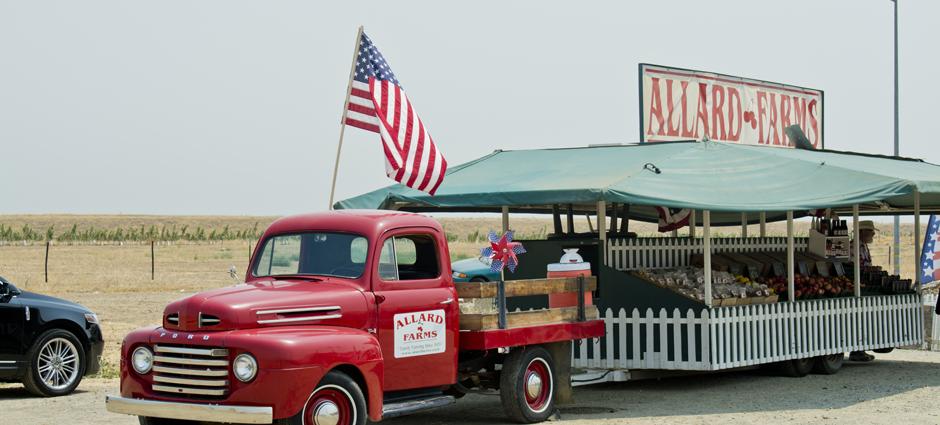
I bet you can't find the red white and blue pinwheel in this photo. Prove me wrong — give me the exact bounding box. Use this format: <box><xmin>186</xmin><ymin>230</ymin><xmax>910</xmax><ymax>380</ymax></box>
<box><xmin>480</xmin><ymin>230</ymin><xmax>526</xmax><ymax>273</ymax></box>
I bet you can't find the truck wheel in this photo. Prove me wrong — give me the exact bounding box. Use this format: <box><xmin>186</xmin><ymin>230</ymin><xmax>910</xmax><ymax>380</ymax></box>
<box><xmin>812</xmin><ymin>354</ymin><xmax>844</xmax><ymax>375</ymax></box>
<box><xmin>278</xmin><ymin>370</ymin><xmax>367</xmax><ymax>425</ymax></box>
<box><xmin>779</xmin><ymin>357</ymin><xmax>814</xmax><ymax>378</ymax></box>
<box><xmin>22</xmin><ymin>329</ymin><xmax>86</xmax><ymax>397</ymax></box>
<box><xmin>499</xmin><ymin>346</ymin><xmax>556</xmax><ymax>423</ymax></box>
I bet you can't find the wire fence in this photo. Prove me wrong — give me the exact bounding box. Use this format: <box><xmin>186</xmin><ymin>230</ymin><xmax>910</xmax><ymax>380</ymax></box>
<box><xmin>0</xmin><ymin>239</ymin><xmax>256</xmax><ymax>285</ymax></box>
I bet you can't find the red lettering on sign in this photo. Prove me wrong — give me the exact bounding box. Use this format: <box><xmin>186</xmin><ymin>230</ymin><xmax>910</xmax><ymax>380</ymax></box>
<box><xmin>808</xmin><ymin>99</ymin><xmax>820</xmax><ymax>148</ymax></box>
<box><xmin>694</xmin><ymin>83</ymin><xmax>710</xmax><ymax>139</ymax></box>
<box><xmin>780</xmin><ymin>95</ymin><xmax>792</xmax><ymax>146</ymax></box>
<box><xmin>647</xmin><ymin>77</ymin><xmax>666</xmax><ymax>136</ymax></box>
<box><xmin>666</xmin><ymin>80</ymin><xmax>680</xmax><ymax>137</ymax></box>
<box><xmin>727</xmin><ymin>87</ymin><xmax>742</xmax><ymax>141</ymax></box>
<box><xmin>679</xmin><ymin>81</ymin><xmax>694</xmax><ymax>138</ymax></box>
<box><xmin>711</xmin><ymin>84</ymin><xmax>726</xmax><ymax>140</ymax></box>
<box><xmin>792</xmin><ymin>96</ymin><xmax>807</xmax><ymax>136</ymax></box>
<box><xmin>757</xmin><ymin>91</ymin><xmax>768</xmax><ymax>144</ymax></box>
<box><xmin>768</xmin><ymin>93</ymin><xmax>781</xmax><ymax>145</ymax></box>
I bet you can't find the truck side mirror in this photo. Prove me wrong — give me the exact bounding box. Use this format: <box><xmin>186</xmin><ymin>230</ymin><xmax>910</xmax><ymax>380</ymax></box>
<box><xmin>228</xmin><ymin>266</ymin><xmax>239</xmax><ymax>282</ymax></box>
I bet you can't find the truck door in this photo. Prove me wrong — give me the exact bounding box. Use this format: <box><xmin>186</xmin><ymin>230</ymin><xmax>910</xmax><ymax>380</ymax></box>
<box><xmin>373</xmin><ymin>230</ymin><xmax>458</xmax><ymax>391</ymax></box>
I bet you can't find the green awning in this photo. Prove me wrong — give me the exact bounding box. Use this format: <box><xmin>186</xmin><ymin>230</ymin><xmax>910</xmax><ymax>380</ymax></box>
<box><xmin>335</xmin><ymin>141</ymin><xmax>940</xmax><ymax>225</ymax></box>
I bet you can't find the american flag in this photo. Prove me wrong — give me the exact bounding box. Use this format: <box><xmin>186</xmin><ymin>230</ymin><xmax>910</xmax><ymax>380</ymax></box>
<box><xmin>343</xmin><ymin>32</ymin><xmax>447</xmax><ymax>195</ymax></box>
<box><xmin>920</xmin><ymin>214</ymin><xmax>940</xmax><ymax>284</ymax></box>
<box><xmin>655</xmin><ymin>207</ymin><xmax>691</xmax><ymax>232</ymax></box>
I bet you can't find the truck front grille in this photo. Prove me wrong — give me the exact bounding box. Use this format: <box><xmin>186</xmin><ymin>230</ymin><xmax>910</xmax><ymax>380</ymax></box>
<box><xmin>152</xmin><ymin>345</ymin><xmax>229</xmax><ymax>398</ymax></box>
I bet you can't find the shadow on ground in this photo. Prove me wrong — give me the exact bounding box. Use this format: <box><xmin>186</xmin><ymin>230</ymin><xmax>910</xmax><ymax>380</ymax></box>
<box><xmin>382</xmin><ymin>355</ymin><xmax>940</xmax><ymax>424</ymax></box>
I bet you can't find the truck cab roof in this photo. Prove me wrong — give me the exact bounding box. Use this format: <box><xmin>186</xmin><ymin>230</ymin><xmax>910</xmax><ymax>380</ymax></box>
<box><xmin>262</xmin><ymin>210</ymin><xmax>443</xmax><ymax>241</ymax></box>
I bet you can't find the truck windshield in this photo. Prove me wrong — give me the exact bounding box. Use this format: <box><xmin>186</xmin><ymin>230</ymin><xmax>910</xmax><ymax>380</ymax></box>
<box><xmin>252</xmin><ymin>232</ymin><xmax>368</xmax><ymax>279</ymax></box>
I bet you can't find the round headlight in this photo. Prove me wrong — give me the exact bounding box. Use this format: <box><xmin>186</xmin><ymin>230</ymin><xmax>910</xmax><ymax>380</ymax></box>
<box><xmin>233</xmin><ymin>353</ymin><xmax>258</xmax><ymax>382</ymax></box>
<box><xmin>132</xmin><ymin>347</ymin><xmax>153</xmax><ymax>374</ymax></box>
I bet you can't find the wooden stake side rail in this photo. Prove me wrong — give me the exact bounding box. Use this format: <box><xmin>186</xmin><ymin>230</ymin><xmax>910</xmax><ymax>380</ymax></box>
<box><xmin>606</xmin><ymin>237</ymin><xmax>809</xmax><ymax>271</ymax></box>
<box><xmin>456</xmin><ymin>276</ymin><xmax>597</xmax><ymax>298</ymax></box>
<box><xmin>572</xmin><ymin>294</ymin><xmax>923</xmax><ymax>371</ymax></box>
<box><xmin>457</xmin><ymin>276</ymin><xmax>597</xmax><ymax>331</ymax></box>
<box><xmin>460</xmin><ymin>306</ymin><xmax>600</xmax><ymax>331</ymax></box>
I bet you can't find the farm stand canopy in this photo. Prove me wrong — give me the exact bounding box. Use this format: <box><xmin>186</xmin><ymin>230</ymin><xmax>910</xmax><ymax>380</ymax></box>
<box><xmin>336</xmin><ymin>141</ymin><xmax>940</xmax><ymax>226</ymax></box>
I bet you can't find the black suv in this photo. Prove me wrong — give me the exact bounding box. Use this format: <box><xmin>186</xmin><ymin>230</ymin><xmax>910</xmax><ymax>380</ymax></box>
<box><xmin>0</xmin><ymin>275</ymin><xmax>104</xmax><ymax>396</ymax></box>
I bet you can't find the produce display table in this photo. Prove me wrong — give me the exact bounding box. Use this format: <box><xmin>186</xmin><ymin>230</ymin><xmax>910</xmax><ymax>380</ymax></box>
<box><xmin>571</xmin><ymin>236</ymin><xmax>922</xmax><ymax>373</ymax></box>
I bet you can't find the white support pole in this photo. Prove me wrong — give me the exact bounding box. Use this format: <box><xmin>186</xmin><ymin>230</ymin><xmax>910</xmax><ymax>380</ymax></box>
<box><xmin>914</xmin><ymin>190</ymin><xmax>921</xmax><ymax>293</ymax></box>
<box><xmin>327</xmin><ymin>26</ymin><xmax>365</xmax><ymax>210</ymax></box>
<box><xmin>787</xmin><ymin>211</ymin><xmax>795</xmax><ymax>303</ymax></box>
<box><xmin>853</xmin><ymin>204</ymin><xmax>861</xmax><ymax>297</ymax></box>
<box><xmin>690</xmin><ymin>210</ymin><xmax>697</xmax><ymax>238</ymax></box>
<box><xmin>703</xmin><ymin>210</ymin><xmax>712</xmax><ymax>307</ymax></box>
<box><xmin>759</xmin><ymin>212</ymin><xmax>767</xmax><ymax>237</ymax></box>
<box><xmin>741</xmin><ymin>212</ymin><xmax>748</xmax><ymax>238</ymax></box>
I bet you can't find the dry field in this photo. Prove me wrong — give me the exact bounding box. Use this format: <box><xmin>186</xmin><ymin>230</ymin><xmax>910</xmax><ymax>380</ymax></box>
<box><xmin>0</xmin><ymin>214</ymin><xmax>927</xmax><ymax>379</ymax></box>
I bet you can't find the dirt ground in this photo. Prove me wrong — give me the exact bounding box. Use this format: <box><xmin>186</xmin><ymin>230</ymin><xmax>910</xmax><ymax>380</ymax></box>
<box><xmin>1</xmin><ymin>349</ymin><xmax>938</xmax><ymax>425</ymax></box>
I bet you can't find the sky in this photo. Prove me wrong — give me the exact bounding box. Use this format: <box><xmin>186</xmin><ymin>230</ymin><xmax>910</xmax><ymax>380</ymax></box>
<box><xmin>1</xmin><ymin>0</ymin><xmax>938</xmax><ymax>216</ymax></box>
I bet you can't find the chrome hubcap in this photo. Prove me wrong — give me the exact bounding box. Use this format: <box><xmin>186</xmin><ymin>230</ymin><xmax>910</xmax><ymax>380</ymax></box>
<box><xmin>526</xmin><ymin>373</ymin><xmax>543</xmax><ymax>399</ymax></box>
<box><xmin>313</xmin><ymin>401</ymin><xmax>340</xmax><ymax>425</ymax></box>
<box><xmin>37</xmin><ymin>338</ymin><xmax>79</xmax><ymax>391</ymax></box>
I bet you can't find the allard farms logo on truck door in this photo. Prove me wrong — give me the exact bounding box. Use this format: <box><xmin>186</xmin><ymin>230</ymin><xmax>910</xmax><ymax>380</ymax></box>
<box><xmin>393</xmin><ymin>309</ymin><xmax>446</xmax><ymax>358</ymax></box>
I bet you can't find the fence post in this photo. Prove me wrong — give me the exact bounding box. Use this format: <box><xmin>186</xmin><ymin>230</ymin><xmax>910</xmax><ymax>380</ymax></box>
<box><xmin>151</xmin><ymin>240</ymin><xmax>155</xmax><ymax>280</ymax></box>
<box><xmin>44</xmin><ymin>241</ymin><xmax>50</xmax><ymax>283</ymax></box>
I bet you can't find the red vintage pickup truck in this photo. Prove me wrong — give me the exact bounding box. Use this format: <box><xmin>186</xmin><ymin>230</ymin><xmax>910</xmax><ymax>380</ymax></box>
<box><xmin>106</xmin><ymin>210</ymin><xmax>604</xmax><ymax>425</ymax></box>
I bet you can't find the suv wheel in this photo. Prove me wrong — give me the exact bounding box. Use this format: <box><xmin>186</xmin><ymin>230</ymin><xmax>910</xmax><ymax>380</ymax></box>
<box><xmin>22</xmin><ymin>329</ymin><xmax>86</xmax><ymax>396</ymax></box>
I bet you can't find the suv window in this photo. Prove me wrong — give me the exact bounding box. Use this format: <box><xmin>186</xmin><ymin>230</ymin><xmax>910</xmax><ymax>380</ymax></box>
<box><xmin>377</xmin><ymin>234</ymin><xmax>440</xmax><ymax>281</ymax></box>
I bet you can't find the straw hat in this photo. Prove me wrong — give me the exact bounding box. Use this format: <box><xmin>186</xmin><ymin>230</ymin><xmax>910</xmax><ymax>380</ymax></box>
<box><xmin>858</xmin><ymin>220</ymin><xmax>879</xmax><ymax>232</ymax></box>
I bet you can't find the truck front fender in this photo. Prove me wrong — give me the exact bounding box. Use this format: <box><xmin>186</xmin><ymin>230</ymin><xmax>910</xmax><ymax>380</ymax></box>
<box><xmin>223</xmin><ymin>326</ymin><xmax>385</xmax><ymax>421</ymax></box>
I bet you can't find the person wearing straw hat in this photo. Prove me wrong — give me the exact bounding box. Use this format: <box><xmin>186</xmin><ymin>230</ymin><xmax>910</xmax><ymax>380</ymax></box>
<box><xmin>851</xmin><ymin>220</ymin><xmax>878</xmax><ymax>268</ymax></box>
<box><xmin>849</xmin><ymin>220</ymin><xmax>878</xmax><ymax>361</ymax></box>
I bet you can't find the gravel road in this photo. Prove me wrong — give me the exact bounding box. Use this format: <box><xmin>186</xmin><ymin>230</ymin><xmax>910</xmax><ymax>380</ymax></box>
<box><xmin>3</xmin><ymin>350</ymin><xmax>939</xmax><ymax>425</ymax></box>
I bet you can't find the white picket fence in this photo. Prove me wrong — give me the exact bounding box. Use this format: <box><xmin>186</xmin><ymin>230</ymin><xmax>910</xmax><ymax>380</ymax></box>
<box><xmin>606</xmin><ymin>236</ymin><xmax>809</xmax><ymax>271</ymax></box>
<box><xmin>573</xmin><ymin>294</ymin><xmax>923</xmax><ymax>371</ymax></box>
<box><xmin>927</xmin><ymin>293</ymin><xmax>940</xmax><ymax>351</ymax></box>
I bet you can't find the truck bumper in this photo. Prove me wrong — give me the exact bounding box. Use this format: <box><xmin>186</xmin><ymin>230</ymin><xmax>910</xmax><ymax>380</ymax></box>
<box><xmin>105</xmin><ymin>395</ymin><xmax>273</xmax><ymax>424</ymax></box>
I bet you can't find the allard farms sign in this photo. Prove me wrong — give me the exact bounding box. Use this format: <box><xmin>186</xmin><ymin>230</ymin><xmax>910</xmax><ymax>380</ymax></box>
<box><xmin>393</xmin><ymin>309</ymin><xmax>446</xmax><ymax>358</ymax></box>
<box><xmin>639</xmin><ymin>64</ymin><xmax>823</xmax><ymax>148</ymax></box>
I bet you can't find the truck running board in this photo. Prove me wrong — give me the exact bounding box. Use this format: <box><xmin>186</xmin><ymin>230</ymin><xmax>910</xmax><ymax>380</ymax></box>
<box><xmin>381</xmin><ymin>395</ymin><xmax>456</xmax><ymax>419</ymax></box>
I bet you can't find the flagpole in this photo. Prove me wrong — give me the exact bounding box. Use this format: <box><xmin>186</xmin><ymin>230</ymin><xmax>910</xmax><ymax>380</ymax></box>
<box><xmin>327</xmin><ymin>25</ymin><xmax>364</xmax><ymax>210</ymax></box>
